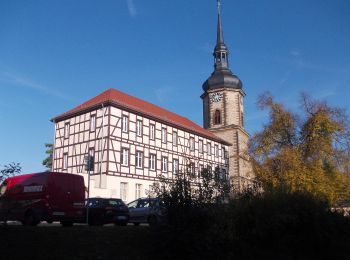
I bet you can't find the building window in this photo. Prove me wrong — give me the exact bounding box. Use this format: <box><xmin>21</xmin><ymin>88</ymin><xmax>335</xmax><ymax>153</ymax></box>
<box><xmin>64</xmin><ymin>123</ymin><xmax>70</xmax><ymax>139</ymax></box>
<box><xmin>199</xmin><ymin>140</ymin><xmax>203</xmax><ymax>153</ymax></box>
<box><xmin>199</xmin><ymin>164</ymin><xmax>204</xmax><ymax>178</ymax></box>
<box><xmin>149</xmin><ymin>154</ymin><xmax>156</xmax><ymax>170</ymax></box>
<box><xmin>173</xmin><ymin>131</ymin><xmax>177</xmax><ymax>146</ymax></box>
<box><xmin>161</xmin><ymin>157</ymin><xmax>168</xmax><ymax>173</ymax></box>
<box><xmin>135</xmin><ymin>184</ymin><xmax>142</xmax><ymax>199</ymax></box>
<box><xmin>146</xmin><ymin>185</ymin><xmax>153</xmax><ymax>196</ymax></box>
<box><xmin>150</xmin><ymin>124</ymin><xmax>155</xmax><ymax>140</ymax></box>
<box><xmin>162</xmin><ymin>128</ymin><xmax>167</xmax><ymax>144</ymax></box>
<box><xmin>189</xmin><ymin>137</ymin><xmax>195</xmax><ymax>151</ymax></box>
<box><xmin>222</xmin><ymin>169</ymin><xmax>227</xmax><ymax>180</ymax></box>
<box><xmin>87</xmin><ymin>148</ymin><xmax>95</xmax><ymax>172</ymax></box>
<box><xmin>214</xmin><ymin>110</ymin><xmax>221</xmax><ymax>125</ymax></box>
<box><xmin>136</xmin><ymin>120</ymin><xmax>143</xmax><ymax>136</ymax></box>
<box><xmin>121</xmin><ymin>148</ymin><xmax>129</xmax><ymax>166</ymax></box>
<box><xmin>120</xmin><ymin>182</ymin><xmax>128</xmax><ymax>201</ymax></box>
<box><xmin>187</xmin><ymin>162</ymin><xmax>195</xmax><ymax>177</ymax></box>
<box><xmin>222</xmin><ymin>147</ymin><xmax>225</xmax><ymax>159</ymax></box>
<box><xmin>90</xmin><ymin>115</ymin><xmax>96</xmax><ymax>132</ymax></box>
<box><xmin>122</xmin><ymin>115</ymin><xmax>128</xmax><ymax>132</ymax></box>
<box><xmin>136</xmin><ymin>151</ymin><xmax>143</xmax><ymax>168</ymax></box>
<box><xmin>63</xmin><ymin>153</ymin><xmax>68</xmax><ymax>169</ymax></box>
<box><xmin>207</xmin><ymin>164</ymin><xmax>212</xmax><ymax>174</ymax></box>
<box><xmin>215</xmin><ymin>145</ymin><xmax>219</xmax><ymax>157</ymax></box>
<box><xmin>173</xmin><ymin>159</ymin><xmax>179</xmax><ymax>174</ymax></box>
<box><xmin>208</xmin><ymin>143</ymin><xmax>211</xmax><ymax>156</ymax></box>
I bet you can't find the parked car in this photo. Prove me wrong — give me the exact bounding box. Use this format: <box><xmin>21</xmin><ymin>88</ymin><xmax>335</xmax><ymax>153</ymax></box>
<box><xmin>127</xmin><ymin>198</ymin><xmax>166</xmax><ymax>227</ymax></box>
<box><xmin>86</xmin><ymin>198</ymin><xmax>129</xmax><ymax>226</ymax></box>
<box><xmin>0</xmin><ymin>172</ymin><xmax>85</xmax><ymax>227</ymax></box>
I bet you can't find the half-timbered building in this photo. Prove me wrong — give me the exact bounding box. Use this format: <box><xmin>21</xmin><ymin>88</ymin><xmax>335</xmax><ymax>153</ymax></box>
<box><xmin>52</xmin><ymin>89</ymin><xmax>230</xmax><ymax>202</ymax></box>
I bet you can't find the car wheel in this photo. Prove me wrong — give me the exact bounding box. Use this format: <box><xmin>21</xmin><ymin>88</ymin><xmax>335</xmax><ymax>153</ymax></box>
<box><xmin>95</xmin><ymin>214</ymin><xmax>105</xmax><ymax>226</ymax></box>
<box><xmin>61</xmin><ymin>221</ymin><xmax>73</xmax><ymax>227</ymax></box>
<box><xmin>23</xmin><ymin>211</ymin><xmax>39</xmax><ymax>226</ymax></box>
<box><xmin>148</xmin><ymin>215</ymin><xmax>158</xmax><ymax>227</ymax></box>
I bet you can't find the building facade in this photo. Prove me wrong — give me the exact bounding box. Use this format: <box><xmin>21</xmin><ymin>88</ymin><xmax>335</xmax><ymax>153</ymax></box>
<box><xmin>51</xmin><ymin>1</ymin><xmax>253</xmax><ymax>202</ymax></box>
<box><xmin>52</xmin><ymin>89</ymin><xmax>229</xmax><ymax>202</ymax></box>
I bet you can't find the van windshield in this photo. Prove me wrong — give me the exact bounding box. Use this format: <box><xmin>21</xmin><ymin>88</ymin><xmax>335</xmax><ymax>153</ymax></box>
<box><xmin>0</xmin><ymin>183</ymin><xmax>7</xmax><ymax>196</ymax></box>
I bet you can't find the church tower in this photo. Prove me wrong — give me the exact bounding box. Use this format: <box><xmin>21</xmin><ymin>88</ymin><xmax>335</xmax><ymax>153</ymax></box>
<box><xmin>201</xmin><ymin>0</ymin><xmax>253</xmax><ymax>190</ymax></box>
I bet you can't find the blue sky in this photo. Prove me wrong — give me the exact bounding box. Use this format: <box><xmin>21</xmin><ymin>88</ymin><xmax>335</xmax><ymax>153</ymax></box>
<box><xmin>0</xmin><ymin>0</ymin><xmax>349</xmax><ymax>173</ymax></box>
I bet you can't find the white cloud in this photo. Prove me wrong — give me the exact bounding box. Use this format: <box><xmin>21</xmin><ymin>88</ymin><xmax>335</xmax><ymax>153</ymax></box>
<box><xmin>126</xmin><ymin>0</ymin><xmax>137</xmax><ymax>17</ymax></box>
<box><xmin>0</xmin><ymin>71</ymin><xmax>73</xmax><ymax>101</ymax></box>
<box><xmin>154</xmin><ymin>86</ymin><xmax>175</xmax><ymax>103</ymax></box>
<box><xmin>290</xmin><ymin>49</ymin><xmax>301</xmax><ymax>57</ymax></box>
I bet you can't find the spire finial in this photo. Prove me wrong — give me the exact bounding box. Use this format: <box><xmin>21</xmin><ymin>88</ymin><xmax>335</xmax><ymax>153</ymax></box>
<box><xmin>217</xmin><ymin>0</ymin><xmax>224</xmax><ymax>45</ymax></box>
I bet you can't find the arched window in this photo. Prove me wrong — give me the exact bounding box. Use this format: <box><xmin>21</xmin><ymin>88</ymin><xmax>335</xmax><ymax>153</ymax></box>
<box><xmin>214</xmin><ymin>110</ymin><xmax>221</xmax><ymax>125</ymax></box>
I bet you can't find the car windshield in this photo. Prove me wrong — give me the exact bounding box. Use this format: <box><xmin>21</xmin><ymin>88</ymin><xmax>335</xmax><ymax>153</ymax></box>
<box><xmin>108</xmin><ymin>200</ymin><xmax>124</xmax><ymax>206</ymax></box>
<box><xmin>138</xmin><ymin>200</ymin><xmax>150</xmax><ymax>208</ymax></box>
<box><xmin>127</xmin><ymin>200</ymin><xmax>138</xmax><ymax>208</ymax></box>
<box><xmin>87</xmin><ymin>199</ymin><xmax>103</xmax><ymax>208</ymax></box>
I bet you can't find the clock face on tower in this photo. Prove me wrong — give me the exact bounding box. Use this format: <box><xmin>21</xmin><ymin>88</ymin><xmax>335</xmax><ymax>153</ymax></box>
<box><xmin>210</xmin><ymin>92</ymin><xmax>223</xmax><ymax>103</ymax></box>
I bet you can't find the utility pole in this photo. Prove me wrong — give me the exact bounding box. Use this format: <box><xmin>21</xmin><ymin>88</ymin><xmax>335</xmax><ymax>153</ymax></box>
<box><xmin>85</xmin><ymin>155</ymin><xmax>94</xmax><ymax>224</ymax></box>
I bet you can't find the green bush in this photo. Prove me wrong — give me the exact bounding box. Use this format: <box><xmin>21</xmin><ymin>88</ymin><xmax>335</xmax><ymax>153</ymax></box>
<box><xmin>152</xmin><ymin>191</ymin><xmax>350</xmax><ymax>259</ymax></box>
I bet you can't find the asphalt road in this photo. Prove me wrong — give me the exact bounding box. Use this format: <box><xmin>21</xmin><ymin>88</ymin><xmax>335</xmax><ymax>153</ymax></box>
<box><xmin>1</xmin><ymin>221</ymin><xmax>148</xmax><ymax>227</ymax></box>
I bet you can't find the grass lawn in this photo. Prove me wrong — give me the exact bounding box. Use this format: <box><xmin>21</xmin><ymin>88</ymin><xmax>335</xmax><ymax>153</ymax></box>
<box><xmin>0</xmin><ymin>225</ymin><xmax>155</xmax><ymax>259</ymax></box>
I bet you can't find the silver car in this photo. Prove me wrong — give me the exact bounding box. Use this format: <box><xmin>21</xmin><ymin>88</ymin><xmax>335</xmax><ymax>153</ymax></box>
<box><xmin>127</xmin><ymin>198</ymin><xmax>166</xmax><ymax>227</ymax></box>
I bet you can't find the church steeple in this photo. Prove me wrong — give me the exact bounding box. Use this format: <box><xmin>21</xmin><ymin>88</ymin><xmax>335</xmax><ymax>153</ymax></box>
<box><xmin>202</xmin><ymin>0</ymin><xmax>242</xmax><ymax>91</ymax></box>
<box><xmin>214</xmin><ymin>0</ymin><xmax>229</xmax><ymax>70</ymax></box>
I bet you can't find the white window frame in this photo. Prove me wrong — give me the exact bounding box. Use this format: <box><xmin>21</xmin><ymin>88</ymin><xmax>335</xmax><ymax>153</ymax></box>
<box><xmin>199</xmin><ymin>164</ymin><xmax>204</xmax><ymax>178</ymax></box>
<box><xmin>173</xmin><ymin>131</ymin><xmax>177</xmax><ymax>146</ymax></box>
<box><xmin>215</xmin><ymin>145</ymin><xmax>219</xmax><ymax>157</ymax></box>
<box><xmin>189</xmin><ymin>137</ymin><xmax>195</xmax><ymax>151</ymax></box>
<box><xmin>162</xmin><ymin>128</ymin><xmax>167</xmax><ymax>144</ymax></box>
<box><xmin>121</xmin><ymin>148</ymin><xmax>129</xmax><ymax>166</ymax></box>
<box><xmin>136</xmin><ymin>120</ymin><xmax>142</xmax><ymax>137</ymax></box>
<box><xmin>64</xmin><ymin>123</ymin><xmax>70</xmax><ymax>139</ymax></box>
<box><xmin>120</xmin><ymin>182</ymin><xmax>128</xmax><ymax>201</ymax></box>
<box><xmin>63</xmin><ymin>153</ymin><xmax>68</xmax><ymax>169</ymax></box>
<box><xmin>149</xmin><ymin>154</ymin><xmax>156</xmax><ymax>170</ymax></box>
<box><xmin>90</xmin><ymin>115</ymin><xmax>96</xmax><ymax>132</ymax></box>
<box><xmin>136</xmin><ymin>151</ymin><xmax>143</xmax><ymax>168</ymax></box>
<box><xmin>208</xmin><ymin>143</ymin><xmax>212</xmax><ymax>156</ymax></box>
<box><xmin>122</xmin><ymin>115</ymin><xmax>129</xmax><ymax>133</ymax></box>
<box><xmin>135</xmin><ymin>184</ymin><xmax>142</xmax><ymax>199</ymax></box>
<box><xmin>87</xmin><ymin>148</ymin><xmax>95</xmax><ymax>172</ymax></box>
<box><xmin>161</xmin><ymin>156</ymin><xmax>168</xmax><ymax>173</ymax></box>
<box><xmin>173</xmin><ymin>159</ymin><xmax>179</xmax><ymax>174</ymax></box>
<box><xmin>150</xmin><ymin>124</ymin><xmax>155</xmax><ymax>140</ymax></box>
<box><xmin>199</xmin><ymin>140</ymin><xmax>203</xmax><ymax>153</ymax></box>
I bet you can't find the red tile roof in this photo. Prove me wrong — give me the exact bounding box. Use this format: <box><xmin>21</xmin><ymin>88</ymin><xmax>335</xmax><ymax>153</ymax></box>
<box><xmin>52</xmin><ymin>88</ymin><xmax>230</xmax><ymax>145</ymax></box>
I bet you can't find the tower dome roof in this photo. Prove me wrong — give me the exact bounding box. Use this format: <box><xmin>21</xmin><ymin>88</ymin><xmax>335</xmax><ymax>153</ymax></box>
<box><xmin>202</xmin><ymin>69</ymin><xmax>242</xmax><ymax>91</ymax></box>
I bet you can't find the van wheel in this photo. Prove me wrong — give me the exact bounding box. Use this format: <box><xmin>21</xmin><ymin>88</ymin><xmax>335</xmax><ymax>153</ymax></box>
<box><xmin>61</xmin><ymin>221</ymin><xmax>73</xmax><ymax>227</ymax></box>
<box><xmin>23</xmin><ymin>211</ymin><xmax>39</xmax><ymax>226</ymax></box>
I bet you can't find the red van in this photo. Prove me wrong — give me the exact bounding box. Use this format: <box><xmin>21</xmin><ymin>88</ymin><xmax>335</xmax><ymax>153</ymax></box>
<box><xmin>0</xmin><ymin>172</ymin><xmax>85</xmax><ymax>226</ymax></box>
